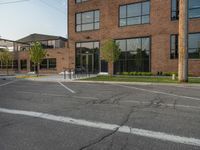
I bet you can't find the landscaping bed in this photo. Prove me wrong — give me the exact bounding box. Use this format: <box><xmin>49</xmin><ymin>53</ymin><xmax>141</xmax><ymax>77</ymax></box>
<box><xmin>82</xmin><ymin>75</ymin><xmax>200</xmax><ymax>84</ymax></box>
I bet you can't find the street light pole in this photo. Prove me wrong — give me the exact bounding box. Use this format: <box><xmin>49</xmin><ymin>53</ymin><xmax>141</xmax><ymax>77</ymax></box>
<box><xmin>178</xmin><ymin>0</ymin><xmax>188</xmax><ymax>82</ymax></box>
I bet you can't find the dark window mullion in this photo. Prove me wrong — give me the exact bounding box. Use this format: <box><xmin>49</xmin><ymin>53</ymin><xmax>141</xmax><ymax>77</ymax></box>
<box><xmin>125</xmin><ymin>39</ymin><xmax>128</xmax><ymax>71</ymax></box>
<box><xmin>93</xmin><ymin>11</ymin><xmax>95</xmax><ymax>30</ymax></box>
<box><xmin>126</xmin><ymin>5</ymin><xmax>128</xmax><ymax>26</ymax></box>
<box><xmin>81</xmin><ymin>13</ymin><xmax>82</xmax><ymax>31</ymax></box>
<box><xmin>140</xmin><ymin>2</ymin><xmax>142</xmax><ymax>24</ymax></box>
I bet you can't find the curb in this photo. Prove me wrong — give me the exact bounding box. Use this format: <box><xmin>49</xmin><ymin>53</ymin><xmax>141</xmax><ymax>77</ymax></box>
<box><xmin>15</xmin><ymin>77</ymin><xmax>200</xmax><ymax>87</ymax></box>
<box><xmin>68</xmin><ymin>80</ymin><xmax>200</xmax><ymax>87</ymax></box>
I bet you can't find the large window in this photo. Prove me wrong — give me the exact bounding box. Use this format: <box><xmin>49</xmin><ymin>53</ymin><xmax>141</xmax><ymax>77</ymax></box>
<box><xmin>119</xmin><ymin>1</ymin><xmax>150</xmax><ymax>27</ymax></box>
<box><xmin>40</xmin><ymin>58</ymin><xmax>57</xmax><ymax>70</ymax></box>
<box><xmin>20</xmin><ymin>60</ymin><xmax>27</xmax><ymax>70</ymax></box>
<box><xmin>170</xmin><ymin>33</ymin><xmax>200</xmax><ymax>59</ymax></box>
<box><xmin>76</xmin><ymin>0</ymin><xmax>88</xmax><ymax>3</ymax></box>
<box><xmin>41</xmin><ymin>40</ymin><xmax>56</xmax><ymax>49</ymax></box>
<box><xmin>171</xmin><ymin>0</ymin><xmax>179</xmax><ymax>20</ymax></box>
<box><xmin>0</xmin><ymin>60</ymin><xmax>18</xmax><ymax>70</ymax></box>
<box><xmin>170</xmin><ymin>35</ymin><xmax>179</xmax><ymax>59</ymax></box>
<box><xmin>13</xmin><ymin>60</ymin><xmax>18</xmax><ymax>69</ymax></box>
<box><xmin>189</xmin><ymin>0</ymin><xmax>200</xmax><ymax>18</ymax></box>
<box><xmin>76</xmin><ymin>41</ymin><xmax>100</xmax><ymax>73</ymax></box>
<box><xmin>171</xmin><ymin>0</ymin><xmax>200</xmax><ymax>20</ymax></box>
<box><xmin>115</xmin><ymin>37</ymin><xmax>150</xmax><ymax>73</ymax></box>
<box><xmin>189</xmin><ymin>33</ymin><xmax>200</xmax><ymax>58</ymax></box>
<box><xmin>76</xmin><ymin>10</ymin><xmax>100</xmax><ymax>32</ymax></box>
<box><xmin>49</xmin><ymin>58</ymin><xmax>57</xmax><ymax>69</ymax></box>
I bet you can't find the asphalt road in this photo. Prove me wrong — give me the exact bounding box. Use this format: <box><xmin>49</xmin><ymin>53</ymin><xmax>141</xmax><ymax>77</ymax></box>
<box><xmin>0</xmin><ymin>78</ymin><xmax>200</xmax><ymax>150</ymax></box>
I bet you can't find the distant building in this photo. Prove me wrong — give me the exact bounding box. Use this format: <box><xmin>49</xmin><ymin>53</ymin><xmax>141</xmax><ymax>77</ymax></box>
<box><xmin>0</xmin><ymin>34</ymin><xmax>68</xmax><ymax>74</ymax></box>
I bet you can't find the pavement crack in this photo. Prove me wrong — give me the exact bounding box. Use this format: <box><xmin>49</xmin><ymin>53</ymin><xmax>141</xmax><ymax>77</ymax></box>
<box><xmin>86</xmin><ymin>92</ymin><xmax>129</xmax><ymax>105</ymax></box>
<box><xmin>147</xmin><ymin>94</ymin><xmax>165</xmax><ymax>108</ymax></box>
<box><xmin>173</xmin><ymin>99</ymin><xmax>177</xmax><ymax>110</ymax></box>
<box><xmin>79</xmin><ymin>106</ymin><xmax>136</xmax><ymax>150</ymax></box>
<box><xmin>79</xmin><ymin>127</ymin><xmax>119</xmax><ymax>150</ymax></box>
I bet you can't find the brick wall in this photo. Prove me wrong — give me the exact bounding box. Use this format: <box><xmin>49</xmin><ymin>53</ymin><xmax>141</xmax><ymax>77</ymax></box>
<box><xmin>0</xmin><ymin>42</ymin><xmax>69</xmax><ymax>75</ymax></box>
<box><xmin>68</xmin><ymin>0</ymin><xmax>200</xmax><ymax>76</ymax></box>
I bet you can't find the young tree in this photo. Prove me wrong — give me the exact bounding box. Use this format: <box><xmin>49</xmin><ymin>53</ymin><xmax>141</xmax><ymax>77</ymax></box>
<box><xmin>101</xmin><ymin>39</ymin><xmax>121</xmax><ymax>75</ymax></box>
<box><xmin>178</xmin><ymin>0</ymin><xmax>188</xmax><ymax>82</ymax></box>
<box><xmin>29</xmin><ymin>42</ymin><xmax>46</xmax><ymax>76</ymax></box>
<box><xmin>0</xmin><ymin>49</ymin><xmax>13</xmax><ymax>75</ymax></box>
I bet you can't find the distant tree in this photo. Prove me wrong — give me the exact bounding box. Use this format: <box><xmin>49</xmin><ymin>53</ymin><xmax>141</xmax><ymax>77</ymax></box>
<box><xmin>0</xmin><ymin>49</ymin><xmax>13</xmax><ymax>75</ymax></box>
<box><xmin>29</xmin><ymin>42</ymin><xmax>46</xmax><ymax>76</ymax></box>
<box><xmin>101</xmin><ymin>40</ymin><xmax>121</xmax><ymax>75</ymax></box>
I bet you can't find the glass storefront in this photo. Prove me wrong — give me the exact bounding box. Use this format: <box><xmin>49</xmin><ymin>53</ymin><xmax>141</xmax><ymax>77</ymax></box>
<box><xmin>76</xmin><ymin>41</ymin><xmax>100</xmax><ymax>73</ymax></box>
<box><xmin>115</xmin><ymin>37</ymin><xmax>150</xmax><ymax>73</ymax></box>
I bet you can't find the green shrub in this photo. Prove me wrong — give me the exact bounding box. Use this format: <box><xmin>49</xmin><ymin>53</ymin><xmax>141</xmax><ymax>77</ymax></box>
<box><xmin>122</xmin><ymin>72</ymin><xmax>129</xmax><ymax>75</ymax></box>
<box><xmin>120</xmin><ymin>72</ymin><xmax>153</xmax><ymax>76</ymax></box>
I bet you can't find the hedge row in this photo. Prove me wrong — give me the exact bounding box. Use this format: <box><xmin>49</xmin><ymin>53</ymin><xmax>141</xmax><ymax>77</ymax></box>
<box><xmin>116</xmin><ymin>72</ymin><xmax>178</xmax><ymax>76</ymax></box>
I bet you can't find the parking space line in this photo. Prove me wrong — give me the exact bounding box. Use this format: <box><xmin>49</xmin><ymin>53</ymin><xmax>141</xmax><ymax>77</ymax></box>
<box><xmin>114</xmin><ymin>84</ymin><xmax>200</xmax><ymax>101</ymax></box>
<box><xmin>0</xmin><ymin>80</ymin><xmax>17</xmax><ymax>87</ymax></box>
<box><xmin>0</xmin><ymin>107</ymin><xmax>200</xmax><ymax>147</ymax></box>
<box><xmin>58</xmin><ymin>82</ymin><xmax>76</xmax><ymax>93</ymax></box>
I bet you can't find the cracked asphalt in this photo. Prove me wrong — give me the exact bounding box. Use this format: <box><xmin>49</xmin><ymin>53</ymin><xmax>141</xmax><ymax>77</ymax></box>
<box><xmin>0</xmin><ymin>78</ymin><xmax>200</xmax><ymax>150</ymax></box>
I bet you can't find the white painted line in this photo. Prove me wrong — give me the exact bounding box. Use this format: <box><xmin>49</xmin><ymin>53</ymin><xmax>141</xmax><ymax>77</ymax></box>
<box><xmin>115</xmin><ymin>84</ymin><xmax>200</xmax><ymax>101</ymax></box>
<box><xmin>0</xmin><ymin>107</ymin><xmax>200</xmax><ymax>147</ymax></box>
<box><xmin>58</xmin><ymin>82</ymin><xmax>76</xmax><ymax>94</ymax></box>
<box><xmin>0</xmin><ymin>80</ymin><xmax>17</xmax><ymax>87</ymax></box>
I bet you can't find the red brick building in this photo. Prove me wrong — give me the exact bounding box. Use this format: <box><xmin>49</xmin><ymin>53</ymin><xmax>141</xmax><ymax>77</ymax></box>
<box><xmin>0</xmin><ymin>34</ymin><xmax>68</xmax><ymax>74</ymax></box>
<box><xmin>67</xmin><ymin>0</ymin><xmax>200</xmax><ymax>76</ymax></box>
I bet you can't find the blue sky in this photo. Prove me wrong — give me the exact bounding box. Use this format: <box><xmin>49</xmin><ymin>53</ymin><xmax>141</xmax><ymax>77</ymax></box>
<box><xmin>0</xmin><ymin>0</ymin><xmax>67</xmax><ymax>40</ymax></box>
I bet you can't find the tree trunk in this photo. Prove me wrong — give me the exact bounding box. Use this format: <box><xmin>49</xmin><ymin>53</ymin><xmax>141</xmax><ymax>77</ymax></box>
<box><xmin>6</xmin><ymin>65</ymin><xmax>8</xmax><ymax>76</ymax></box>
<box><xmin>108</xmin><ymin>62</ymin><xmax>114</xmax><ymax>76</ymax></box>
<box><xmin>178</xmin><ymin>0</ymin><xmax>188</xmax><ymax>82</ymax></box>
<box><xmin>37</xmin><ymin>63</ymin><xmax>40</xmax><ymax>77</ymax></box>
<box><xmin>34</xmin><ymin>63</ymin><xmax>36</xmax><ymax>74</ymax></box>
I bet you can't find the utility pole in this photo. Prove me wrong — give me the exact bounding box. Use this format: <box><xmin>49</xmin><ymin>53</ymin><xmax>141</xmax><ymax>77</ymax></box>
<box><xmin>178</xmin><ymin>0</ymin><xmax>188</xmax><ymax>82</ymax></box>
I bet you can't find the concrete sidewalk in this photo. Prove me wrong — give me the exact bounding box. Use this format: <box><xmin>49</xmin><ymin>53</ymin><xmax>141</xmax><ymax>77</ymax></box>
<box><xmin>20</xmin><ymin>75</ymin><xmax>200</xmax><ymax>87</ymax></box>
<box><xmin>20</xmin><ymin>74</ymin><xmax>97</xmax><ymax>82</ymax></box>
<box><xmin>0</xmin><ymin>75</ymin><xmax>16</xmax><ymax>80</ymax></box>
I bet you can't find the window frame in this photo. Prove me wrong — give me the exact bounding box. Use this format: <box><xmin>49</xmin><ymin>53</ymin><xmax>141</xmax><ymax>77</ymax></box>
<box><xmin>170</xmin><ymin>32</ymin><xmax>200</xmax><ymax>60</ymax></box>
<box><xmin>75</xmin><ymin>41</ymin><xmax>100</xmax><ymax>73</ymax></box>
<box><xmin>188</xmin><ymin>32</ymin><xmax>200</xmax><ymax>59</ymax></box>
<box><xmin>75</xmin><ymin>0</ymin><xmax>88</xmax><ymax>4</ymax></box>
<box><xmin>118</xmin><ymin>0</ymin><xmax>150</xmax><ymax>27</ymax></box>
<box><xmin>188</xmin><ymin>0</ymin><xmax>200</xmax><ymax>19</ymax></box>
<box><xmin>171</xmin><ymin>0</ymin><xmax>179</xmax><ymax>21</ymax></box>
<box><xmin>75</xmin><ymin>10</ymin><xmax>100</xmax><ymax>32</ymax></box>
<box><xmin>20</xmin><ymin>59</ymin><xmax>27</xmax><ymax>70</ymax></box>
<box><xmin>171</xmin><ymin>0</ymin><xmax>200</xmax><ymax>20</ymax></box>
<box><xmin>48</xmin><ymin>58</ymin><xmax>57</xmax><ymax>69</ymax></box>
<box><xmin>40</xmin><ymin>58</ymin><xmax>57</xmax><ymax>70</ymax></box>
<box><xmin>170</xmin><ymin>34</ymin><xmax>179</xmax><ymax>59</ymax></box>
<box><xmin>114</xmin><ymin>36</ymin><xmax>151</xmax><ymax>72</ymax></box>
